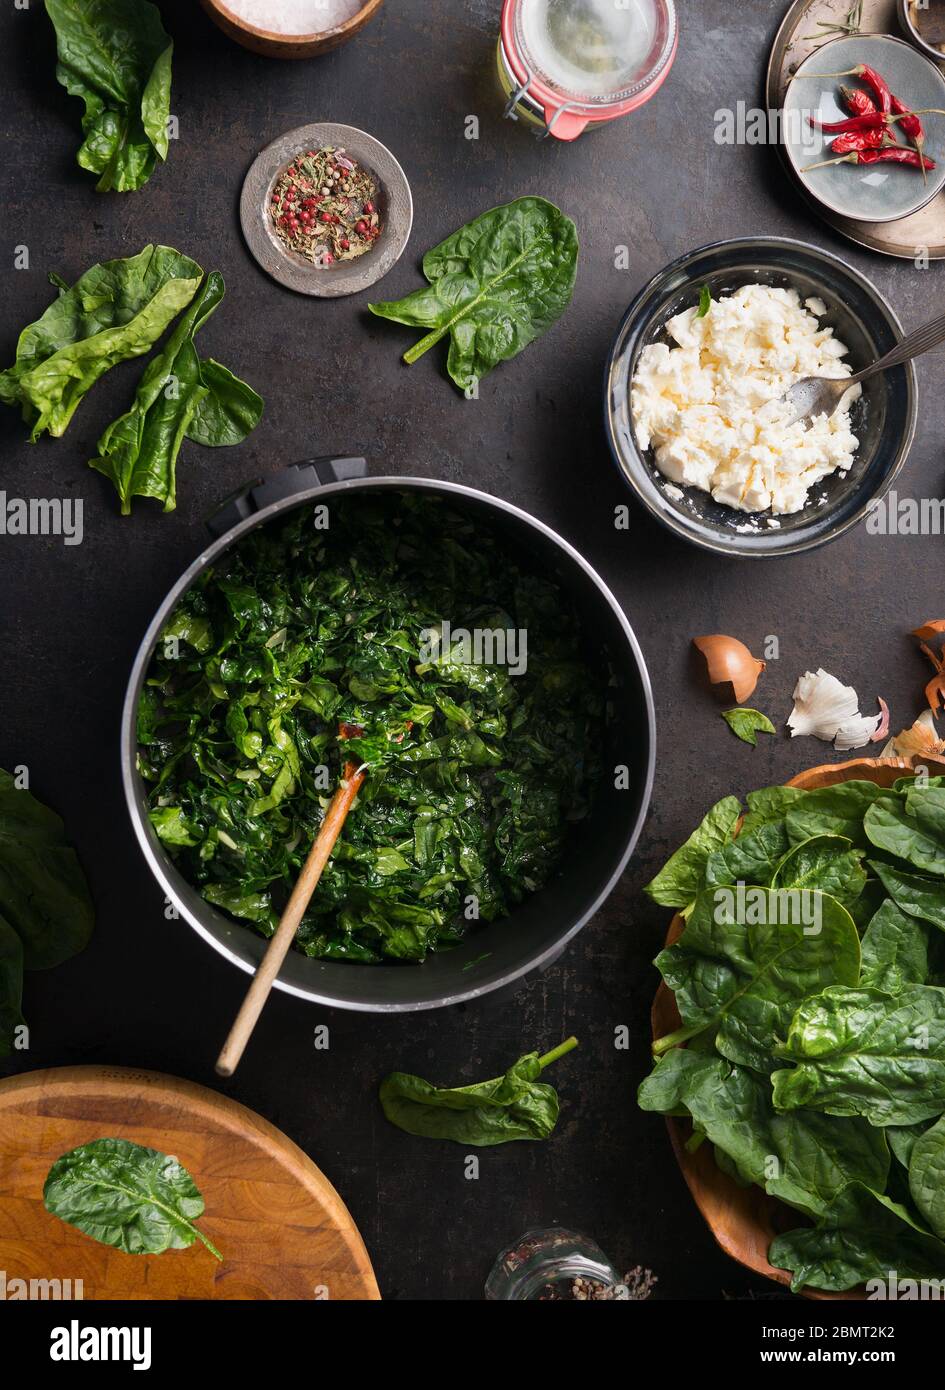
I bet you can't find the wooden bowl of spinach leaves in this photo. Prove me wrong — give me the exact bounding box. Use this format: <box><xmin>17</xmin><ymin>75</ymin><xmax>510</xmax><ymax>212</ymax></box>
<box><xmin>642</xmin><ymin>757</ymin><xmax>945</xmax><ymax>1299</ymax></box>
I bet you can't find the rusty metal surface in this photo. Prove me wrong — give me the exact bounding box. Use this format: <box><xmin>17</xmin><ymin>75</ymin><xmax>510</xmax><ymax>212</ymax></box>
<box><xmin>1</xmin><ymin>0</ymin><xmax>943</xmax><ymax>1300</ymax></box>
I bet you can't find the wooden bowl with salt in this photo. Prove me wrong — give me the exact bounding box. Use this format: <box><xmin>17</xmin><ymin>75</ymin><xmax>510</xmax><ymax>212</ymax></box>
<box><xmin>201</xmin><ymin>0</ymin><xmax>384</xmax><ymax>59</ymax></box>
<box><xmin>651</xmin><ymin>755</ymin><xmax>945</xmax><ymax>1300</ymax></box>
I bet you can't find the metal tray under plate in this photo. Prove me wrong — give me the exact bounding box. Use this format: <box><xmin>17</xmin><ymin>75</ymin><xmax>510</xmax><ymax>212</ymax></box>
<box><xmin>767</xmin><ymin>0</ymin><xmax>945</xmax><ymax>258</ymax></box>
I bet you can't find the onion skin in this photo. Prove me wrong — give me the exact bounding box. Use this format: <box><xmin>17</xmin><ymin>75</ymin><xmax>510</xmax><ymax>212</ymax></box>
<box><xmin>693</xmin><ymin>635</ymin><xmax>765</xmax><ymax>704</ymax></box>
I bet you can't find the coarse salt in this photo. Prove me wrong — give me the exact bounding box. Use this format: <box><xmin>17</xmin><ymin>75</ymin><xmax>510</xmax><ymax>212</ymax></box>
<box><xmin>225</xmin><ymin>0</ymin><xmax>362</xmax><ymax>34</ymax></box>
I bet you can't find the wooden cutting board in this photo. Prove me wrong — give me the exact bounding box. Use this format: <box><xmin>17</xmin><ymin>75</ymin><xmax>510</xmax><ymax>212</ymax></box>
<box><xmin>0</xmin><ymin>1066</ymin><xmax>380</xmax><ymax>1300</ymax></box>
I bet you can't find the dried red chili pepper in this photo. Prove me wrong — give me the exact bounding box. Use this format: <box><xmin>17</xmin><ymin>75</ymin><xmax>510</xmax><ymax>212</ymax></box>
<box><xmin>810</xmin><ymin>64</ymin><xmax>893</xmax><ymax>112</ymax></box>
<box><xmin>889</xmin><ymin>93</ymin><xmax>928</xmax><ymax>180</ymax></box>
<box><xmin>804</xmin><ymin>146</ymin><xmax>936</xmax><ymax>172</ymax></box>
<box><xmin>841</xmin><ymin>84</ymin><xmax>878</xmax><ymax>118</ymax></box>
<box><xmin>830</xmin><ymin>128</ymin><xmax>887</xmax><ymax>154</ymax></box>
<box><xmin>809</xmin><ymin>112</ymin><xmax>886</xmax><ymax>133</ymax></box>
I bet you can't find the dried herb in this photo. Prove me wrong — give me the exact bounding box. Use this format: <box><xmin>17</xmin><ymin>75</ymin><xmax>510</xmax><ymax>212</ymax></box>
<box><xmin>270</xmin><ymin>147</ymin><xmax>381</xmax><ymax>268</ymax></box>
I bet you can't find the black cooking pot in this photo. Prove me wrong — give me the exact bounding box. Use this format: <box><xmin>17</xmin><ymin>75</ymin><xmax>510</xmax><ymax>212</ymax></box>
<box><xmin>121</xmin><ymin>460</ymin><xmax>656</xmax><ymax>1011</ymax></box>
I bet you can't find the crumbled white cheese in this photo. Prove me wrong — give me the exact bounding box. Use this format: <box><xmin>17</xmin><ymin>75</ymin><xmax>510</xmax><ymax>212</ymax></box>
<box><xmin>630</xmin><ymin>284</ymin><xmax>861</xmax><ymax>515</ymax></box>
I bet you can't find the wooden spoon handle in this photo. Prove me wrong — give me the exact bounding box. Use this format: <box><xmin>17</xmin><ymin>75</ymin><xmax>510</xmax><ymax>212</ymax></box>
<box><xmin>215</xmin><ymin>762</ymin><xmax>364</xmax><ymax>1077</ymax></box>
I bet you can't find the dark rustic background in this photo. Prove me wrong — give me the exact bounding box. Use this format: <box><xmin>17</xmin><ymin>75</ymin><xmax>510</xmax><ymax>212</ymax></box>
<box><xmin>0</xmin><ymin>0</ymin><xmax>942</xmax><ymax>1301</ymax></box>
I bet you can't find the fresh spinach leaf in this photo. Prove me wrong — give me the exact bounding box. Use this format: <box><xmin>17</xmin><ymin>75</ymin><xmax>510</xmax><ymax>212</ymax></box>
<box><xmin>0</xmin><ymin>245</ymin><xmax>201</xmax><ymax>439</ymax></box>
<box><xmin>0</xmin><ymin>768</ymin><xmax>93</xmax><ymax>970</ymax></box>
<box><xmin>771</xmin><ymin>834</ymin><xmax>866</xmax><ymax>911</ymax></box>
<box><xmin>638</xmin><ymin>1049</ymin><xmax>888</xmax><ymax>1219</ymax></box>
<box><xmin>860</xmin><ymin>900</ymin><xmax>930</xmax><ymax>993</ymax></box>
<box><xmin>770</xmin><ymin>1183</ymin><xmax>945</xmax><ymax>1293</ymax></box>
<box><xmin>645</xmin><ymin>796</ymin><xmax>742</xmax><ymax>908</ymax></box>
<box><xmin>909</xmin><ymin>1114</ymin><xmax>945</xmax><ymax>1239</ymax></box>
<box><xmin>45</xmin><ymin>0</ymin><xmax>173</xmax><ymax>192</ymax></box>
<box><xmin>369</xmin><ymin>197</ymin><xmax>578</xmax><ymax>392</ymax></box>
<box><xmin>721</xmin><ymin>708</ymin><xmax>775</xmax><ymax>746</ymax></box>
<box><xmin>89</xmin><ymin>271</ymin><xmax>262</xmax><ymax>513</ymax></box>
<box><xmin>703</xmin><ymin>821</ymin><xmax>789</xmax><ymax>890</ymax></box>
<box><xmin>773</xmin><ymin>985</ymin><xmax>945</xmax><ymax>1125</ymax></box>
<box><xmin>787</xmin><ymin>781</ymin><xmax>896</xmax><ymax>848</ymax></box>
<box><xmin>739</xmin><ymin>785</ymin><xmax>805</xmax><ymax>834</ymax></box>
<box><xmin>865</xmin><ymin>798</ymin><xmax>945</xmax><ymax>877</ymax></box>
<box><xmin>44</xmin><ymin>1137</ymin><xmax>221</xmax><ymax>1259</ymax></box>
<box><xmin>0</xmin><ymin>914</ymin><xmax>25</xmax><ymax>1059</ymax></box>
<box><xmin>653</xmin><ymin>889</ymin><xmax>860</xmax><ymax>1072</ymax></box>
<box><xmin>871</xmin><ymin>859</ymin><xmax>945</xmax><ymax>934</ymax></box>
<box><xmin>380</xmin><ymin>1037</ymin><xmax>577</xmax><ymax>1146</ymax></box>
<box><xmin>887</xmin><ymin>1122</ymin><xmax>930</xmax><ymax>1171</ymax></box>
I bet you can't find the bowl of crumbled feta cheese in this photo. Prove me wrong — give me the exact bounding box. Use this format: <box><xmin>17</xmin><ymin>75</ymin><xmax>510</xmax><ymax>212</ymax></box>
<box><xmin>605</xmin><ymin>236</ymin><xmax>917</xmax><ymax>557</ymax></box>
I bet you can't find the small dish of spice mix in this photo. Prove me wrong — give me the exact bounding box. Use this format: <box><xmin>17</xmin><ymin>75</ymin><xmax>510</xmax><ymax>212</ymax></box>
<box><xmin>270</xmin><ymin>146</ymin><xmax>381</xmax><ymax>268</ymax></box>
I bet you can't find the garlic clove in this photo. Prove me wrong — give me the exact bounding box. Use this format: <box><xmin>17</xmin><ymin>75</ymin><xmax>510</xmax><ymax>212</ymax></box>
<box><xmin>787</xmin><ymin>668</ymin><xmax>859</xmax><ymax>741</ymax></box>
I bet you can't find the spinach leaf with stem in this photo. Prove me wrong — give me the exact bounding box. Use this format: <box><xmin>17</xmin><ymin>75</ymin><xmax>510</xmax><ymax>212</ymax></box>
<box><xmin>89</xmin><ymin>271</ymin><xmax>262</xmax><ymax>513</ymax></box>
<box><xmin>44</xmin><ymin>1138</ymin><xmax>221</xmax><ymax>1260</ymax></box>
<box><xmin>703</xmin><ymin>821</ymin><xmax>789</xmax><ymax>890</ymax></box>
<box><xmin>380</xmin><ymin>1036</ymin><xmax>577</xmax><ymax>1145</ymax></box>
<box><xmin>739</xmin><ymin>785</ymin><xmax>806</xmax><ymax>834</ymax></box>
<box><xmin>45</xmin><ymin>0</ymin><xmax>173</xmax><ymax>192</ymax></box>
<box><xmin>653</xmin><ymin>889</ymin><xmax>860</xmax><ymax>1073</ymax></box>
<box><xmin>773</xmin><ymin>985</ymin><xmax>945</xmax><ymax>1125</ymax></box>
<box><xmin>0</xmin><ymin>245</ymin><xmax>201</xmax><ymax>440</ymax></box>
<box><xmin>369</xmin><ymin>198</ymin><xmax>578</xmax><ymax>392</ymax></box>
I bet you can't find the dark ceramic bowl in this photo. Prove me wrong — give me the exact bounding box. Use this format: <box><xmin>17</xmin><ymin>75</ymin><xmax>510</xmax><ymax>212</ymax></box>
<box><xmin>604</xmin><ymin>236</ymin><xmax>917</xmax><ymax>558</ymax></box>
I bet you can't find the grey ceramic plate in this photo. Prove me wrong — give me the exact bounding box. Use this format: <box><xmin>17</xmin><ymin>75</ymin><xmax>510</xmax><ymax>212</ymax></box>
<box><xmin>783</xmin><ymin>34</ymin><xmax>945</xmax><ymax>222</ymax></box>
<box><xmin>240</xmin><ymin>123</ymin><xmax>413</xmax><ymax>297</ymax></box>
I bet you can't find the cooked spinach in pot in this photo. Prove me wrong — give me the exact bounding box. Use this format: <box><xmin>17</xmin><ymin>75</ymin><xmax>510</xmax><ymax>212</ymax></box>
<box><xmin>137</xmin><ymin>493</ymin><xmax>603</xmax><ymax>963</ymax></box>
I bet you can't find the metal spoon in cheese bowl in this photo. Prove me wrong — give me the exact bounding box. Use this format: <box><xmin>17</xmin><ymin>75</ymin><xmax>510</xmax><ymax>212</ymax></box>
<box><xmin>780</xmin><ymin>308</ymin><xmax>945</xmax><ymax>427</ymax></box>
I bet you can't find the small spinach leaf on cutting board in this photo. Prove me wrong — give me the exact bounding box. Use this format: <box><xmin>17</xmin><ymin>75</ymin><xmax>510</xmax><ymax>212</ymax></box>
<box><xmin>909</xmin><ymin>1114</ymin><xmax>945</xmax><ymax>1239</ymax></box>
<box><xmin>644</xmin><ymin>795</ymin><xmax>742</xmax><ymax>908</ymax></box>
<box><xmin>380</xmin><ymin>1037</ymin><xmax>577</xmax><ymax>1146</ymax></box>
<box><xmin>720</xmin><ymin>708</ymin><xmax>774</xmax><ymax>746</ymax></box>
<box><xmin>44</xmin><ymin>0</ymin><xmax>173</xmax><ymax>192</ymax></box>
<box><xmin>369</xmin><ymin>197</ymin><xmax>578</xmax><ymax>392</ymax></box>
<box><xmin>44</xmin><ymin>1138</ymin><xmax>222</xmax><ymax>1259</ymax></box>
<box><xmin>770</xmin><ymin>1183</ymin><xmax>945</xmax><ymax>1294</ymax></box>
<box><xmin>652</xmin><ymin>889</ymin><xmax>860</xmax><ymax>1073</ymax></box>
<box><xmin>0</xmin><ymin>244</ymin><xmax>201</xmax><ymax>439</ymax></box>
<box><xmin>771</xmin><ymin>834</ymin><xmax>866</xmax><ymax>911</ymax></box>
<box><xmin>638</xmin><ymin>1049</ymin><xmax>889</xmax><ymax>1220</ymax></box>
<box><xmin>772</xmin><ymin>985</ymin><xmax>945</xmax><ymax>1125</ymax></box>
<box><xmin>89</xmin><ymin>271</ymin><xmax>262</xmax><ymax>513</ymax></box>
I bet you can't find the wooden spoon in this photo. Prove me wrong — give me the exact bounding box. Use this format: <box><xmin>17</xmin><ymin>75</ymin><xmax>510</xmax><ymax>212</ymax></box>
<box><xmin>216</xmin><ymin>756</ymin><xmax>365</xmax><ymax>1077</ymax></box>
